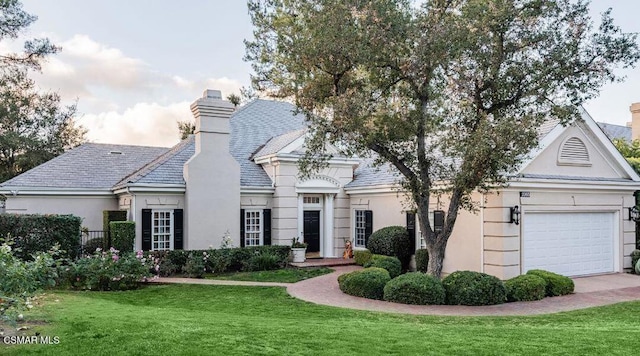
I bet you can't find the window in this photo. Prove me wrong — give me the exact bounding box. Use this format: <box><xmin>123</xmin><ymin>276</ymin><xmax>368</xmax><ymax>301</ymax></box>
<box><xmin>355</xmin><ymin>210</ymin><xmax>366</xmax><ymax>247</ymax></box>
<box><xmin>303</xmin><ymin>196</ymin><xmax>321</xmax><ymax>204</ymax></box>
<box><xmin>152</xmin><ymin>210</ymin><xmax>172</xmax><ymax>251</ymax></box>
<box><xmin>353</xmin><ymin>210</ymin><xmax>372</xmax><ymax>248</ymax></box>
<box><xmin>244</xmin><ymin>210</ymin><xmax>262</xmax><ymax>246</ymax></box>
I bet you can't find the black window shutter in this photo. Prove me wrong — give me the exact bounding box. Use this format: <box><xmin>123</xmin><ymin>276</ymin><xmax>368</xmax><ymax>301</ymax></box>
<box><xmin>263</xmin><ymin>209</ymin><xmax>271</xmax><ymax>246</ymax></box>
<box><xmin>364</xmin><ymin>210</ymin><xmax>373</xmax><ymax>246</ymax></box>
<box><xmin>142</xmin><ymin>209</ymin><xmax>152</xmax><ymax>251</ymax></box>
<box><xmin>406</xmin><ymin>212</ymin><xmax>416</xmax><ymax>253</ymax></box>
<box><xmin>173</xmin><ymin>209</ymin><xmax>184</xmax><ymax>250</ymax></box>
<box><xmin>240</xmin><ymin>209</ymin><xmax>245</xmax><ymax>248</ymax></box>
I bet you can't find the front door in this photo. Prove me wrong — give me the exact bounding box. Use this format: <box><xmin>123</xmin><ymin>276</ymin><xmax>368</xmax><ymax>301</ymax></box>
<box><xmin>303</xmin><ymin>210</ymin><xmax>321</xmax><ymax>253</ymax></box>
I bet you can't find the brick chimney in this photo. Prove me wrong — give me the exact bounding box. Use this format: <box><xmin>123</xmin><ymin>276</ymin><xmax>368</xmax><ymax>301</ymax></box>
<box><xmin>183</xmin><ymin>89</ymin><xmax>240</xmax><ymax>249</ymax></box>
<box><xmin>631</xmin><ymin>103</ymin><xmax>640</xmax><ymax>141</ymax></box>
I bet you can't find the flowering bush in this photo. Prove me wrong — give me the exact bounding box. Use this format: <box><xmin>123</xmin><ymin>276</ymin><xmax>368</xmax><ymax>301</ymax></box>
<box><xmin>0</xmin><ymin>242</ymin><xmax>58</xmax><ymax>325</ymax></box>
<box><xmin>183</xmin><ymin>251</ymin><xmax>207</xmax><ymax>278</ymax></box>
<box><xmin>62</xmin><ymin>248</ymin><xmax>155</xmax><ymax>291</ymax></box>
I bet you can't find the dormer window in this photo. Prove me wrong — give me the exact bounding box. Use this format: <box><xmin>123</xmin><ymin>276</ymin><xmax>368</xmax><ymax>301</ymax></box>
<box><xmin>557</xmin><ymin>137</ymin><xmax>591</xmax><ymax>166</ymax></box>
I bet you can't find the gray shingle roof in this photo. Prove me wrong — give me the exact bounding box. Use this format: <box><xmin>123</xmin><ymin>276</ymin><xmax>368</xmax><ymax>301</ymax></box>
<box><xmin>2</xmin><ymin>100</ymin><xmax>308</xmax><ymax>190</ymax></box>
<box><xmin>252</xmin><ymin>129</ymin><xmax>306</xmax><ymax>158</ymax></box>
<box><xmin>515</xmin><ymin>173</ymin><xmax>631</xmax><ymax>182</ymax></box>
<box><xmin>345</xmin><ymin>157</ymin><xmax>401</xmax><ymax>188</ymax></box>
<box><xmin>230</xmin><ymin>99</ymin><xmax>306</xmax><ymax>187</ymax></box>
<box><xmin>113</xmin><ymin>136</ymin><xmax>195</xmax><ymax>189</ymax></box>
<box><xmin>0</xmin><ymin>143</ymin><xmax>168</xmax><ymax>189</ymax></box>
<box><xmin>598</xmin><ymin>122</ymin><xmax>631</xmax><ymax>142</ymax></box>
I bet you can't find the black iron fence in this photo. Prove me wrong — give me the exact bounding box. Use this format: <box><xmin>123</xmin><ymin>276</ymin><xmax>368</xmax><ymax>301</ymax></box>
<box><xmin>80</xmin><ymin>230</ymin><xmax>110</xmax><ymax>256</ymax></box>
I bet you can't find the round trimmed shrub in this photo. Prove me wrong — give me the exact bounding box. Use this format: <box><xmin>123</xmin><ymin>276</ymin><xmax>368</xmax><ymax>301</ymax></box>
<box><xmin>354</xmin><ymin>249</ymin><xmax>373</xmax><ymax>266</ymax></box>
<box><xmin>415</xmin><ymin>249</ymin><xmax>429</xmax><ymax>272</ymax></box>
<box><xmin>635</xmin><ymin>258</ymin><xmax>640</xmax><ymax>275</ymax></box>
<box><xmin>631</xmin><ymin>250</ymin><xmax>640</xmax><ymax>273</ymax></box>
<box><xmin>383</xmin><ymin>272</ymin><xmax>445</xmax><ymax>305</ymax></box>
<box><xmin>364</xmin><ymin>255</ymin><xmax>402</xmax><ymax>278</ymax></box>
<box><xmin>366</xmin><ymin>226</ymin><xmax>412</xmax><ymax>269</ymax></box>
<box><xmin>504</xmin><ymin>274</ymin><xmax>546</xmax><ymax>302</ymax></box>
<box><xmin>526</xmin><ymin>269</ymin><xmax>574</xmax><ymax>297</ymax></box>
<box><xmin>442</xmin><ymin>270</ymin><xmax>506</xmax><ymax>306</ymax></box>
<box><xmin>338</xmin><ymin>267</ymin><xmax>391</xmax><ymax>300</ymax></box>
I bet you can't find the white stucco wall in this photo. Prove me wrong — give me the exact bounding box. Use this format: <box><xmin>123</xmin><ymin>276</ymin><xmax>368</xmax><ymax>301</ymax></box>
<box><xmin>4</xmin><ymin>194</ymin><xmax>118</xmax><ymax>230</ymax></box>
<box><xmin>184</xmin><ymin>92</ymin><xmax>240</xmax><ymax>250</ymax></box>
<box><xmin>347</xmin><ymin>190</ymin><xmax>483</xmax><ymax>275</ymax></box>
<box><xmin>264</xmin><ymin>160</ymin><xmax>355</xmax><ymax>256</ymax></box>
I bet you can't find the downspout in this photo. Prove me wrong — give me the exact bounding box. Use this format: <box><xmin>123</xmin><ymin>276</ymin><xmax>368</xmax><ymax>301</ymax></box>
<box><xmin>635</xmin><ymin>190</ymin><xmax>640</xmax><ymax>250</ymax></box>
<box><xmin>126</xmin><ymin>186</ymin><xmax>137</xmax><ymax>250</ymax></box>
<box><xmin>270</xmin><ymin>157</ymin><xmax>276</xmax><ymax>188</ymax></box>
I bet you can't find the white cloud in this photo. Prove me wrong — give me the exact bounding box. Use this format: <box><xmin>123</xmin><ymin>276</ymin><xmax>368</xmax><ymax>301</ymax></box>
<box><xmin>24</xmin><ymin>34</ymin><xmax>245</xmax><ymax>146</ymax></box>
<box><xmin>78</xmin><ymin>101</ymin><xmax>191</xmax><ymax>148</ymax></box>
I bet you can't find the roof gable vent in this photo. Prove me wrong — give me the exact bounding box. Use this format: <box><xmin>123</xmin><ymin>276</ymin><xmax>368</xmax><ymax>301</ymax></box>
<box><xmin>558</xmin><ymin>137</ymin><xmax>591</xmax><ymax>166</ymax></box>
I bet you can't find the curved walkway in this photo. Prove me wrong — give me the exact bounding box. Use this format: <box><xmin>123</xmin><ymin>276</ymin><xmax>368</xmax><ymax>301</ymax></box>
<box><xmin>287</xmin><ymin>266</ymin><xmax>640</xmax><ymax>316</ymax></box>
<box><xmin>155</xmin><ymin>266</ymin><xmax>640</xmax><ymax>316</ymax></box>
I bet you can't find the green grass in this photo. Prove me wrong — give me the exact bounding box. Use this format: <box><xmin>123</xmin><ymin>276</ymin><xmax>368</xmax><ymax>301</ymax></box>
<box><xmin>205</xmin><ymin>267</ymin><xmax>333</xmax><ymax>283</ymax></box>
<box><xmin>4</xmin><ymin>285</ymin><xmax>640</xmax><ymax>355</ymax></box>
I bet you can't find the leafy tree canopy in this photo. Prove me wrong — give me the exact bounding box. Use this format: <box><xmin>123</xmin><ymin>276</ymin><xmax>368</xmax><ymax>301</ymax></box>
<box><xmin>0</xmin><ymin>0</ymin><xmax>85</xmax><ymax>182</ymax></box>
<box><xmin>246</xmin><ymin>0</ymin><xmax>640</xmax><ymax>277</ymax></box>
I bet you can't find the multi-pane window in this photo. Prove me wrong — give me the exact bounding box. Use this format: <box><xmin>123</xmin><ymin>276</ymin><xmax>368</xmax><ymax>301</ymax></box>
<box><xmin>354</xmin><ymin>210</ymin><xmax>366</xmax><ymax>247</ymax></box>
<box><xmin>244</xmin><ymin>210</ymin><xmax>262</xmax><ymax>246</ymax></box>
<box><xmin>152</xmin><ymin>210</ymin><xmax>172</xmax><ymax>251</ymax></box>
<box><xmin>303</xmin><ymin>196</ymin><xmax>321</xmax><ymax>204</ymax></box>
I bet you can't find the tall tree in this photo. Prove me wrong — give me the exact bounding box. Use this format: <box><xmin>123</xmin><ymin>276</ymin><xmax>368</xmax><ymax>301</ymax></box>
<box><xmin>613</xmin><ymin>138</ymin><xmax>640</xmax><ymax>174</ymax></box>
<box><xmin>177</xmin><ymin>120</ymin><xmax>195</xmax><ymax>140</ymax></box>
<box><xmin>0</xmin><ymin>0</ymin><xmax>85</xmax><ymax>182</ymax></box>
<box><xmin>246</xmin><ymin>0</ymin><xmax>640</xmax><ymax>277</ymax></box>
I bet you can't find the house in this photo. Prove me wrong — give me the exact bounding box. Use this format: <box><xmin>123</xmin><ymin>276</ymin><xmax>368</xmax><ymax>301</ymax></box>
<box><xmin>1</xmin><ymin>89</ymin><xmax>638</xmax><ymax>279</ymax></box>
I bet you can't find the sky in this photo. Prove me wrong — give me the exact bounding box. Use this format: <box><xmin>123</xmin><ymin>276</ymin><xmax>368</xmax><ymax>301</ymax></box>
<box><xmin>8</xmin><ymin>0</ymin><xmax>640</xmax><ymax>148</ymax></box>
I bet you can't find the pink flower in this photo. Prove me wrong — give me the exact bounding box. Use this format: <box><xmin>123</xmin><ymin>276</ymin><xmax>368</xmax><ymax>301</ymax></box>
<box><xmin>112</xmin><ymin>254</ymin><xmax>119</xmax><ymax>262</ymax></box>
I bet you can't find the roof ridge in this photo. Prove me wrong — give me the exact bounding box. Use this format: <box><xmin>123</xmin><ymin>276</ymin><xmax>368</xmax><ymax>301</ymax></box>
<box><xmin>113</xmin><ymin>136</ymin><xmax>194</xmax><ymax>189</ymax></box>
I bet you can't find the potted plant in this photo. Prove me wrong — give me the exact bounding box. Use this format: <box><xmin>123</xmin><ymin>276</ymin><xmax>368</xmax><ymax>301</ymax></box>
<box><xmin>291</xmin><ymin>237</ymin><xmax>308</xmax><ymax>263</ymax></box>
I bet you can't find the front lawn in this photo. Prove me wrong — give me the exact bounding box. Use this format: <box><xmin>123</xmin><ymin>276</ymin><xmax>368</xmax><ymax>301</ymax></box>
<box><xmin>4</xmin><ymin>285</ymin><xmax>640</xmax><ymax>355</ymax></box>
<box><xmin>205</xmin><ymin>267</ymin><xmax>333</xmax><ymax>283</ymax></box>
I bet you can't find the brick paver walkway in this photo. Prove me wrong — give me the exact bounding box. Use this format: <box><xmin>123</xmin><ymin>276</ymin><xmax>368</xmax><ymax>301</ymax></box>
<box><xmin>155</xmin><ymin>266</ymin><xmax>640</xmax><ymax>316</ymax></box>
<box><xmin>287</xmin><ymin>266</ymin><xmax>640</xmax><ymax>316</ymax></box>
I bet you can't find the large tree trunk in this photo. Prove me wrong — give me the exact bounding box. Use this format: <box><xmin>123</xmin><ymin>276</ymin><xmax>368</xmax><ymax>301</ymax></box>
<box><xmin>424</xmin><ymin>234</ymin><xmax>449</xmax><ymax>278</ymax></box>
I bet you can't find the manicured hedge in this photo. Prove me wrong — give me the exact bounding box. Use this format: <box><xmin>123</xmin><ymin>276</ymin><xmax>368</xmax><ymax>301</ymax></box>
<box><xmin>364</xmin><ymin>254</ymin><xmax>402</xmax><ymax>278</ymax></box>
<box><xmin>366</xmin><ymin>226</ymin><xmax>413</xmax><ymax>269</ymax></box>
<box><xmin>415</xmin><ymin>249</ymin><xmax>429</xmax><ymax>272</ymax></box>
<box><xmin>147</xmin><ymin>245</ymin><xmax>292</xmax><ymax>275</ymax></box>
<box><xmin>526</xmin><ymin>269</ymin><xmax>574</xmax><ymax>297</ymax></box>
<box><xmin>442</xmin><ymin>270</ymin><xmax>506</xmax><ymax>306</ymax></box>
<box><xmin>636</xmin><ymin>259</ymin><xmax>640</xmax><ymax>275</ymax></box>
<box><xmin>102</xmin><ymin>210</ymin><xmax>127</xmax><ymax>238</ymax></box>
<box><xmin>0</xmin><ymin>214</ymin><xmax>81</xmax><ymax>260</ymax></box>
<box><xmin>383</xmin><ymin>272</ymin><xmax>445</xmax><ymax>305</ymax></box>
<box><xmin>110</xmin><ymin>221</ymin><xmax>135</xmax><ymax>253</ymax></box>
<box><xmin>504</xmin><ymin>274</ymin><xmax>546</xmax><ymax>302</ymax></box>
<box><xmin>338</xmin><ymin>267</ymin><xmax>391</xmax><ymax>300</ymax></box>
<box><xmin>354</xmin><ymin>249</ymin><xmax>373</xmax><ymax>266</ymax></box>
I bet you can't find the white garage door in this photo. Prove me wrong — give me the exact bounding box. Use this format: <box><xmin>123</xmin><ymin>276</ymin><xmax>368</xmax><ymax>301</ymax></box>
<box><xmin>523</xmin><ymin>212</ymin><xmax>615</xmax><ymax>276</ymax></box>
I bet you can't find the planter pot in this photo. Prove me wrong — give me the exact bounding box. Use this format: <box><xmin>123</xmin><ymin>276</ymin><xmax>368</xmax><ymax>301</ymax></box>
<box><xmin>291</xmin><ymin>247</ymin><xmax>307</xmax><ymax>263</ymax></box>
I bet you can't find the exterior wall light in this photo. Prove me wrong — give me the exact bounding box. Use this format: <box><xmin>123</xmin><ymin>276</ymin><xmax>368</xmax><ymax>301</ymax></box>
<box><xmin>509</xmin><ymin>205</ymin><xmax>520</xmax><ymax>225</ymax></box>
<box><xmin>628</xmin><ymin>206</ymin><xmax>640</xmax><ymax>222</ymax></box>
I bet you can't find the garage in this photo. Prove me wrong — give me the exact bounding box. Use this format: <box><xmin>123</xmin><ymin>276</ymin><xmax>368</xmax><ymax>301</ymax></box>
<box><xmin>522</xmin><ymin>212</ymin><xmax>615</xmax><ymax>276</ymax></box>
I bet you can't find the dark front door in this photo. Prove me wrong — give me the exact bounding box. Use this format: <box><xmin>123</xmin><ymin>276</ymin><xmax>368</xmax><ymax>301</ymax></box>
<box><xmin>303</xmin><ymin>210</ymin><xmax>321</xmax><ymax>253</ymax></box>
